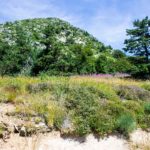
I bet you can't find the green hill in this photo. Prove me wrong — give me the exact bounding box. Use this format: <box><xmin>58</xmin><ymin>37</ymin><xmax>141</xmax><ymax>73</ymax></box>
<box><xmin>0</xmin><ymin>18</ymin><xmax>128</xmax><ymax>76</ymax></box>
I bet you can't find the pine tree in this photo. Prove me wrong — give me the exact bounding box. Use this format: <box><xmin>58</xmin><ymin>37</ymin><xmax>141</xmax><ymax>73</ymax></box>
<box><xmin>124</xmin><ymin>16</ymin><xmax>150</xmax><ymax>63</ymax></box>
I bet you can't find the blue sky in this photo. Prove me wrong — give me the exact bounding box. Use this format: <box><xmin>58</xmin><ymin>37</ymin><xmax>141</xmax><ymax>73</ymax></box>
<box><xmin>0</xmin><ymin>0</ymin><xmax>150</xmax><ymax>49</ymax></box>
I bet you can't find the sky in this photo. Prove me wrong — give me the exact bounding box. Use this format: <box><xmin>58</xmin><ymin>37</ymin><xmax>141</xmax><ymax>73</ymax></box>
<box><xmin>0</xmin><ymin>0</ymin><xmax>150</xmax><ymax>49</ymax></box>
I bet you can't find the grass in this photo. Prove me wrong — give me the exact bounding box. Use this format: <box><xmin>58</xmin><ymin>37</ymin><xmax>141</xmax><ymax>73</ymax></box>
<box><xmin>0</xmin><ymin>76</ymin><xmax>150</xmax><ymax>136</ymax></box>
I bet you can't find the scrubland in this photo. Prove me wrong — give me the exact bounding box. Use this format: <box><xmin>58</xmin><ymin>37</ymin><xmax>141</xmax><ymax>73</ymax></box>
<box><xmin>0</xmin><ymin>75</ymin><xmax>150</xmax><ymax>138</ymax></box>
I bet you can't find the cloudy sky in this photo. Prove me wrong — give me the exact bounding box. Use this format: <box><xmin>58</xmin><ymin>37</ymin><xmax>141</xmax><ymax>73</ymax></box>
<box><xmin>0</xmin><ymin>0</ymin><xmax>150</xmax><ymax>49</ymax></box>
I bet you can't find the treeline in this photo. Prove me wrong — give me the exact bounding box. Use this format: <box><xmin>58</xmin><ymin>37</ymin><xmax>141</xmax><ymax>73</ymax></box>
<box><xmin>0</xmin><ymin>17</ymin><xmax>149</xmax><ymax>78</ymax></box>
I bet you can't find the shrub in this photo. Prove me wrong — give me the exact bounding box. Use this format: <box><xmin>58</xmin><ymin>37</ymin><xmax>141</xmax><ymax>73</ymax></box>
<box><xmin>50</xmin><ymin>82</ymin><xmax>69</xmax><ymax>102</ymax></box>
<box><xmin>142</xmin><ymin>83</ymin><xmax>150</xmax><ymax>91</ymax></box>
<box><xmin>116</xmin><ymin>85</ymin><xmax>150</xmax><ymax>101</ymax></box>
<box><xmin>66</xmin><ymin>83</ymin><xmax>126</xmax><ymax>136</ymax></box>
<box><xmin>96</xmin><ymin>83</ymin><xmax>119</xmax><ymax>101</ymax></box>
<box><xmin>144</xmin><ymin>103</ymin><xmax>150</xmax><ymax>114</ymax></box>
<box><xmin>65</xmin><ymin>85</ymin><xmax>100</xmax><ymax>135</ymax></box>
<box><xmin>73</xmin><ymin>116</ymin><xmax>91</xmax><ymax>136</ymax></box>
<box><xmin>91</xmin><ymin>111</ymin><xmax>115</xmax><ymax>136</ymax></box>
<box><xmin>26</xmin><ymin>82</ymin><xmax>51</xmax><ymax>93</ymax></box>
<box><xmin>45</xmin><ymin>102</ymin><xmax>66</xmax><ymax>129</ymax></box>
<box><xmin>131</xmin><ymin>64</ymin><xmax>150</xmax><ymax>79</ymax></box>
<box><xmin>123</xmin><ymin>101</ymin><xmax>144</xmax><ymax>122</ymax></box>
<box><xmin>92</xmin><ymin>101</ymin><xmax>128</xmax><ymax>135</ymax></box>
<box><xmin>140</xmin><ymin>103</ymin><xmax>150</xmax><ymax>129</ymax></box>
<box><xmin>116</xmin><ymin>114</ymin><xmax>136</xmax><ymax>136</ymax></box>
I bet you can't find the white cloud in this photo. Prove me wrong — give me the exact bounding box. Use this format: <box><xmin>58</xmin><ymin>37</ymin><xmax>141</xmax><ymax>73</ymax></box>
<box><xmin>0</xmin><ymin>0</ymin><xmax>82</xmax><ymax>25</ymax></box>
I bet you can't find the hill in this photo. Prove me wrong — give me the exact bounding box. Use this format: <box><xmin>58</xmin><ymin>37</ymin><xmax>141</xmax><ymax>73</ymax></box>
<box><xmin>0</xmin><ymin>18</ymin><xmax>128</xmax><ymax>76</ymax></box>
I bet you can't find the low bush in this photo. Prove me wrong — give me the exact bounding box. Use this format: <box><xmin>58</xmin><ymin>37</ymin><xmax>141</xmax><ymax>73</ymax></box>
<box><xmin>144</xmin><ymin>103</ymin><xmax>150</xmax><ymax>114</ymax></box>
<box><xmin>115</xmin><ymin>85</ymin><xmax>150</xmax><ymax>101</ymax></box>
<box><xmin>142</xmin><ymin>83</ymin><xmax>150</xmax><ymax>91</ymax></box>
<box><xmin>26</xmin><ymin>82</ymin><xmax>51</xmax><ymax>93</ymax></box>
<box><xmin>116</xmin><ymin>114</ymin><xmax>136</xmax><ymax>136</ymax></box>
<box><xmin>45</xmin><ymin>102</ymin><xmax>66</xmax><ymax>129</ymax></box>
<box><xmin>123</xmin><ymin>101</ymin><xmax>144</xmax><ymax>123</ymax></box>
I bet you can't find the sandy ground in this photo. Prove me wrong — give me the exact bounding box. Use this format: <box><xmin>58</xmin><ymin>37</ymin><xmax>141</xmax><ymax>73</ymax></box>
<box><xmin>38</xmin><ymin>132</ymin><xmax>129</xmax><ymax>150</ymax></box>
<box><xmin>1</xmin><ymin>128</ymin><xmax>150</xmax><ymax>150</ymax></box>
<box><xmin>0</xmin><ymin>132</ymin><xmax>129</xmax><ymax>150</ymax></box>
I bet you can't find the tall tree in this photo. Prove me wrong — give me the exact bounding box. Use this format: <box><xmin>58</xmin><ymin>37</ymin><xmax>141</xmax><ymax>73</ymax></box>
<box><xmin>124</xmin><ymin>16</ymin><xmax>150</xmax><ymax>63</ymax></box>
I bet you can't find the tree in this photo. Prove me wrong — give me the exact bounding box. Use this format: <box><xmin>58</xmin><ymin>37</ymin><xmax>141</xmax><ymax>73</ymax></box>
<box><xmin>124</xmin><ymin>16</ymin><xmax>150</xmax><ymax>63</ymax></box>
<box><xmin>32</xmin><ymin>25</ymin><xmax>63</xmax><ymax>74</ymax></box>
<box><xmin>112</xmin><ymin>50</ymin><xmax>126</xmax><ymax>59</ymax></box>
<box><xmin>96</xmin><ymin>52</ymin><xmax>116</xmax><ymax>73</ymax></box>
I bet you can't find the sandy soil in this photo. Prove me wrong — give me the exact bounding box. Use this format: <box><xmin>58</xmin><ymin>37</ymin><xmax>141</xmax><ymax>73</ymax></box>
<box><xmin>38</xmin><ymin>132</ymin><xmax>129</xmax><ymax>150</ymax></box>
<box><xmin>1</xmin><ymin>127</ymin><xmax>150</xmax><ymax>150</ymax></box>
<box><xmin>0</xmin><ymin>132</ymin><xmax>129</xmax><ymax>150</ymax></box>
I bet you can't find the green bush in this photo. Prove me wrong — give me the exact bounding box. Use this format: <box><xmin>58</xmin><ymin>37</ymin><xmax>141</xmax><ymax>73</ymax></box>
<box><xmin>130</xmin><ymin>64</ymin><xmax>150</xmax><ymax>79</ymax></box>
<box><xmin>116</xmin><ymin>114</ymin><xmax>136</xmax><ymax>136</ymax></box>
<box><xmin>123</xmin><ymin>101</ymin><xmax>144</xmax><ymax>116</ymax></box>
<box><xmin>73</xmin><ymin>116</ymin><xmax>91</xmax><ymax>135</ymax></box>
<box><xmin>91</xmin><ymin>110</ymin><xmax>115</xmax><ymax>136</ymax></box>
<box><xmin>144</xmin><ymin>103</ymin><xmax>150</xmax><ymax>114</ymax></box>
<box><xmin>142</xmin><ymin>83</ymin><xmax>150</xmax><ymax>91</ymax></box>
<box><xmin>96</xmin><ymin>83</ymin><xmax>119</xmax><ymax>101</ymax></box>
<box><xmin>44</xmin><ymin>102</ymin><xmax>66</xmax><ymax>129</ymax></box>
<box><xmin>65</xmin><ymin>85</ymin><xmax>100</xmax><ymax>135</ymax></box>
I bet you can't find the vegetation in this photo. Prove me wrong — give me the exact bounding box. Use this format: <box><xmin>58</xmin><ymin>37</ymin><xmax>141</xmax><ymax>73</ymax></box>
<box><xmin>0</xmin><ymin>17</ymin><xmax>149</xmax><ymax>78</ymax></box>
<box><xmin>0</xmin><ymin>18</ymin><xmax>108</xmax><ymax>76</ymax></box>
<box><xmin>124</xmin><ymin>16</ymin><xmax>150</xmax><ymax>78</ymax></box>
<box><xmin>0</xmin><ymin>76</ymin><xmax>150</xmax><ymax>136</ymax></box>
<box><xmin>124</xmin><ymin>16</ymin><xmax>150</xmax><ymax>63</ymax></box>
<box><xmin>0</xmin><ymin>16</ymin><xmax>150</xmax><ymax>140</ymax></box>
<box><xmin>0</xmin><ymin>18</ymin><xmax>139</xmax><ymax>77</ymax></box>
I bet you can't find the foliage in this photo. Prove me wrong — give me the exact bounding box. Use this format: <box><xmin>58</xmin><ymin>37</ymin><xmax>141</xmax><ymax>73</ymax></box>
<box><xmin>0</xmin><ymin>17</ymin><xmax>139</xmax><ymax>76</ymax></box>
<box><xmin>144</xmin><ymin>103</ymin><xmax>150</xmax><ymax>114</ymax></box>
<box><xmin>112</xmin><ymin>50</ymin><xmax>126</xmax><ymax>59</ymax></box>
<box><xmin>115</xmin><ymin>85</ymin><xmax>150</xmax><ymax>101</ymax></box>
<box><xmin>124</xmin><ymin>17</ymin><xmax>150</xmax><ymax>78</ymax></box>
<box><xmin>116</xmin><ymin>114</ymin><xmax>136</xmax><ymax>136</ymax></box>
<box><xmin>142</xmin><ymin>83</ymin><xmax>150</xmax><ymax>91</ymax></box>
<box><xmin>1</xmin><ymin>73</ymin><xmax>150</xmax><ymax>136</ymax></box>
<box><xmin>133</xmin><ymin>64</ymin><xmax>150</xmax><ymax>79</ymax></box>
<box><xmin>0</xmin><ymin>18</ymin><xmax>109</xmax><ymax>76</ymax></box>
<box><xmin>124</xmin><ymin>16</ymin><xmax>150</xmax><ymax>63</ymax></box>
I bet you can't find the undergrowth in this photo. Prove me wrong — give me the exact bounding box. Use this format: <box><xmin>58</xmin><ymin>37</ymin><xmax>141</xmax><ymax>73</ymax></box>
<box><xmin>0</xmin><ymin>76</ymin><xmax>150</xmax><ymax>136</ymax></box>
